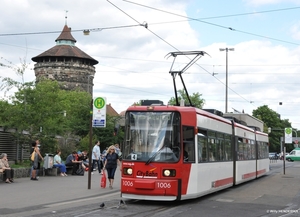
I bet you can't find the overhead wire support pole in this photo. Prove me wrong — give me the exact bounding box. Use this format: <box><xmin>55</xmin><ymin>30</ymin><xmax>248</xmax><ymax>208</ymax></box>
<box><xmin>166</xmin><ymin>51</ymin><xmax>209</xmax><ymax>107</ymax></box>
<box><xmin>88</xmin><ymin>99</ymin><xmax>93</xmax><ymax>189</ymax></box>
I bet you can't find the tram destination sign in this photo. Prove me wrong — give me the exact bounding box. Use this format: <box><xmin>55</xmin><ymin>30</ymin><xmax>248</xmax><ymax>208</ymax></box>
<box><xmin>92</xmin><ymin>97</ymin><xmax>106</xmax><ymax>128</ymax></box>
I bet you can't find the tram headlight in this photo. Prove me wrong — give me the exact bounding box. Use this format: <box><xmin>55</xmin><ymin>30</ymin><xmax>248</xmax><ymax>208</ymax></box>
<box><xmin>127</xmin><ymin>168</ymin><xmax>133</xmax><ymax>175</ymax></box>
<box><xmin>123</xmin><ymin>167</ymin><xmax>133</xmax><ymax>175</ymax></box>
<box><xmin>163</xmin><ymin>169</ymin><xmax>176</xmax><ymax>177</ymax></box>
<box><xmin>164</xmin><ymin>170</ymin><xmax>171</xmax><ymax>176</ymax></box>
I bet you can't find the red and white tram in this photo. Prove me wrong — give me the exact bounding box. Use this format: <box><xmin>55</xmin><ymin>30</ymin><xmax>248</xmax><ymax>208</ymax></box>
<box><xmin>120</xmin><ymin>105</ymin><xmax>269</xmax><ymax>201</ymax></box>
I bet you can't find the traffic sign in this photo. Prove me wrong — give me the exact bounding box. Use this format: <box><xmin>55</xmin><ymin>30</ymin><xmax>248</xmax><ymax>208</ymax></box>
<box><xmin>92</xmin><ymin>97</ymin><xmax>106</xmax><ymax>128</ymax></box>
<box><xmin>285</xmin><ymin>128</ymin><xmax>292</xmax><ymax>144</ymax></box>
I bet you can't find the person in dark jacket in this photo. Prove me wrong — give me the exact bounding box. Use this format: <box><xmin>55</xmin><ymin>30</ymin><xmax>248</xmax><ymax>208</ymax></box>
<box><xmin>65</xmin><ymin>151</ymin><xmax>84</xmax><ymax>175</ymax></box>
<box><xmin>103</xmin><ymin>145</ymin><xmax>122</xmax><ymax>189</ymax></box>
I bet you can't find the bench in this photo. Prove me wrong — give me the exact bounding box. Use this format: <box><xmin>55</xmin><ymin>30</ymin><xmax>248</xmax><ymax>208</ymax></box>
<box><xmin>44</xmin><ymin>165</ymin><xmax>74</xmax><ymax>176</ymax></box>
<box><xmin>0</xmin><ymin>169</ymin><xmax>3</xmax><ymax>181</ymax></box>
<box><xmin>65</xmin><ymin>165</ymin><xmax>73</xmax><ymax>174</ymax></box>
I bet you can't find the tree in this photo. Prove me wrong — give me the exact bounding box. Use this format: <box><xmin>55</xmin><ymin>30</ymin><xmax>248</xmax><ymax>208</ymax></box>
<box><xmin>132</xmin><ymin>101</ymin><xmax>141</xmax><ymax>106</ymax></box>
<box><xmin>168</xmin><ymin>89</ymin><xmax>205</xmax><ymax>108</ymax></box>
<box><xmin>252</xmin><ymin>105</ymin><xmax>292</xmax><ymax>152</ymax></box>
<box><xmin>0</xmin><ymin>79</ymin><xmax>92</xmax><ymax>155</ymax></box>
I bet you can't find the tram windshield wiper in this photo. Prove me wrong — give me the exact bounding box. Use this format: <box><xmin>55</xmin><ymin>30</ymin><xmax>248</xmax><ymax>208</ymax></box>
<box><xmin>145</xmin><ymin>145</ymin><xmax>166</xmax><ymax>165</ymax></box>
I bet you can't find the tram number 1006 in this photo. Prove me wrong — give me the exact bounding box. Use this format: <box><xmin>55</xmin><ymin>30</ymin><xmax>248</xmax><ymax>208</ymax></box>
<box><xmin>123</xmin><ymin>181</ymin><xmax>134</xmax><ymax>186</ymax></box>
<box><xmin>157</xmin><ymin>182</ymin><xmax>172</xmax><ymax>188</ymax></box>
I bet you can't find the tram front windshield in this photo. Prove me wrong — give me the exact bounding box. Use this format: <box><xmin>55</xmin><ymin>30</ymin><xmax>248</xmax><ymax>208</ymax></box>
<box><xmin>123</xmin><ymin>111</ymin><xmax>181</xmax><ymax>163</ymax></box>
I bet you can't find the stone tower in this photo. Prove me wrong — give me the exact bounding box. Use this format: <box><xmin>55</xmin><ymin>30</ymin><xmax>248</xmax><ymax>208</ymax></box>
<box><xmin>31</xmin><ymin>25</ymin><xmax>98</xmax><ymax>95</ymax></box>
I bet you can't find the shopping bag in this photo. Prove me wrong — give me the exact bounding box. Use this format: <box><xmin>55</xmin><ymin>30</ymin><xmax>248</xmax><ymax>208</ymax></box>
<box><xmin>30</xmin><ymin>151</ymin><xmax>36</xmax><ymax>161</ymax></box>
<box><xmin>101</xmin><ymin>172</ymin><xmax>106</xmax><ymax>188</ymax></box>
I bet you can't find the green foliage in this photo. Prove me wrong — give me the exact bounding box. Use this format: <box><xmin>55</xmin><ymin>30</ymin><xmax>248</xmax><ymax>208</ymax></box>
<box><xmin>93</xmin><ymin>115</ymin><xmax>124</xmax><ymax>150</ymax></box>
<box><xmin>0</xmin><ymin>79</ymin><xmax>91</xmax><ymax>155</ymax></box>
<box><xmin>132</xmin><ymin>101</ymin><xmax>141</xmax><ymax>106</ymax></box>
<box><xmin>168</xmin><ymin>89</ymin><xmax>205</xmax><ymax>108</ymax></box>
<box><xmin>0</xmin><ymin>78</ymin><xmax>126</xmax><ymax>159</ymax></box>
<box><xmin>252</xmin><ymin>105</ymin><xmax>293</xmax><ymax>152</ymax></box>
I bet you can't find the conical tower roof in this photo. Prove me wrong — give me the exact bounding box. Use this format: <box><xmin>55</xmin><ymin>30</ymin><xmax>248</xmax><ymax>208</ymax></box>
<box><xmin>55</xmin><ymin>25</ymin><xmax>77</xmax><ymax>43</ymax></box>
<box><xmin>32</xmin><ymin>25</ymin><xmax>98</xmax><ymax>65</ymax></box>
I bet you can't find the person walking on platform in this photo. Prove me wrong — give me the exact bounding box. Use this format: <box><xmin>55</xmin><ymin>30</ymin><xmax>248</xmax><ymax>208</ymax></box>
<box><xmin>91</xmin><ymin>141</ymin><xmax>103</xmax><ymax>174</ymax></box>
<box><xmin>103</xmin><ymin>145</ymin><xmax>122</xmax><ymax>189</ymax></box>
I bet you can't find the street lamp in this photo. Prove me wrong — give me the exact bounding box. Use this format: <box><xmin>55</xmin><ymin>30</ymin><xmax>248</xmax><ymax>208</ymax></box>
<box><xmin>87</xmin><ymin>75</ymin><xmax>94</xmax><ymax>95</ymax></box>
<box><xmin>219</xmin><ymin>48</ymin><xmax>234</xmax><ymax>113</ymax></box>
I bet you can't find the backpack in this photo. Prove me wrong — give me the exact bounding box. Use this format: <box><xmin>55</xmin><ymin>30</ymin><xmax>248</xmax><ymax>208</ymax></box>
<box><xmin>76</xmin><ymin>168</ymin><xmax>84</xmax><ymax>176</ymax></box>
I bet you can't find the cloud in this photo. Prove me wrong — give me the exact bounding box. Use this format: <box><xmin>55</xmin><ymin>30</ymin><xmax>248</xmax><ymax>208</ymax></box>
<box><xmin>245</xmin><ymin>0</ymin><xmax>299</xmax><ymax>6</ymax></box>
<box><xmin>290</xmin><ymin>21</ymin><xmax>300</xmax><ymax>40</ymax></box>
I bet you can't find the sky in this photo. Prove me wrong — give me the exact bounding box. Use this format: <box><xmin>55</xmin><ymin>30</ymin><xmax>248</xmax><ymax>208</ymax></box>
<box><xmin>1</xmin><ymin>0</ymin><xmax>300</xmax><ymax>129</ymax></box>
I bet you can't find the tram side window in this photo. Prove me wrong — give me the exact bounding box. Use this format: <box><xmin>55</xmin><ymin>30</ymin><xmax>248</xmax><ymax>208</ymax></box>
<box><xmin>183</xmin><ymin>126</ymin><xmax>195</xmax><ymax>163</ymax></box>
<box><xmin>225</xmin><ymin>139</ymin><xmax>232</xmax><ymax>161</ymax></box>
<box><xmin>258</xmin><ymin>141</ymin><xmax>268</xmax><ymax>159</ymax></box>
<box><xmin>264</xmin><ymin>142</ymin><xmax>269</xmax><ymax>158</ymax></box>
<box><xmin>238</xmin><ymin>138</ymin><xmax>244</xmax><ymax>160</ymax></box>
<box><xmin>242</xmin><ymin>138</ymin><xmax>248</xmax><ymax>160</ymax></box>
<box><xmin>208</xmin><ymin>140</ymin><xmax>216</xmax><ymax>161</ymax></box>
<box><xmin>197</xmin><ymin>130</ymin><xmax>207</xmax><ymax>162</ymax></box>
<box><xmin>257</xmin><ymin>142</ymin><xmax>262</xmax><ymax>159</ymax></box>
<box><xmin>208</xmin><ymin>131</ymin><xmax>216</xmax><ymax>161</ymax></box>
<box><xmin>251</xmin><ymin>140</ymin><xmax>256</xmax><ymax>159</ymax></box>
<box><xmin>216</xmin><ymin>133</ymin><xmax>225</xmax><ymax>161</ymax></box>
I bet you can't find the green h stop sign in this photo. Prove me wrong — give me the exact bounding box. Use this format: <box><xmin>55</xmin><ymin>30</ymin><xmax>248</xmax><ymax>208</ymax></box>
<box><xmin>94</xmin><ymin>97</ymin><xmax>106</xmax><ymax>109</ymax></box>
<box><xmin>285</xmin><ymin>128</ymin><xmax>292</xmax><ymax>135</ymax></box>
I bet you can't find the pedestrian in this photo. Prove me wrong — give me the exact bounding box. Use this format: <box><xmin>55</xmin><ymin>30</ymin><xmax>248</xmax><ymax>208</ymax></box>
<box><xmin>53</xmin><ymin>149</ymin><xmax>68</xmax><ymax>176</ymax></box>
<box><xmin>30</xmin><ymin>141</ymin><xmax>44</xmax><ymax>181</ymax></box>
<box><xmin>30</xmin><ymin>139</ymin><xmax>42</xmax><ymax>179</ymax></box>
<box><xmin>91</xmin><ymin>141</ymin><xmax>103</xmax><ymax>175</ymax></box>
<box><xmin>79</xmin><ymin>150</ymin><xmax>89</xmax><ymax>170</ymax></box>
<box><xmin>0</xmin><ymin>153</ymin><xmax>14</xmax><ymax>183</ymax></box>
<box><xmin>65</xmin><ymin>151</ymin><xmax>84</xmax><ymax>175</ymax></box>
<box><xmin>102</xmin><ymin>147</ymin><xmax>108</xmax><ymax>166</ymax></box>
<box><xmin>103</xmin><ymin>145</ymin><xmax>122</xmax><ymax>189</ymax></box>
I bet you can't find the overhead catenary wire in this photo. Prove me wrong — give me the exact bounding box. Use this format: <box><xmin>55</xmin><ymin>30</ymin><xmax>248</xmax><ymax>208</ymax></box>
<box><xmin>0</xmin><ymin>24</ymin><xmax>146</xmax><ymax>37</ymax></box>
<box><xmin>123</xmin><ymin>0</ymin><xmax>300</xmax><ymax>46</ymax></box>
<box><xmin>107</xmin><ymin>0</ymin><xmax>256</xmax><ymax>106</ymax></box>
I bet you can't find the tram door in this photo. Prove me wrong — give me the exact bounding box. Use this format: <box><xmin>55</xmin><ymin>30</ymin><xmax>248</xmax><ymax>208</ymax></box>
<box><xmin>182</xmin><ymin>126</ymin><xmax>195</xmax><ymax>163</ymax></box>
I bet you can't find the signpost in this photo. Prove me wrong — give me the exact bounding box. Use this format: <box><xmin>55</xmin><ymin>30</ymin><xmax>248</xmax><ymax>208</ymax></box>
<box><xmin>88</xmin><ymin>97</ymin><xmax>107</xmax><ymax>189</ymax></box>
<box><xmin>92</xmin><ymin>97</ymin><xmax>106</xmax><ymax>128</ymax></box>
<box><xmin>284</xmin><ymin>128</ymin><xmax>292</xmax><ymax>175</ymax></box>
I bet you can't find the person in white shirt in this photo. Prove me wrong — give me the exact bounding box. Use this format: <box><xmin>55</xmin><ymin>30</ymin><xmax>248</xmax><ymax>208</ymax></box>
<box><xmin>91</xmin><ymin>141</ymin><xmax>103</xmax><ymax>174</ymax></box>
